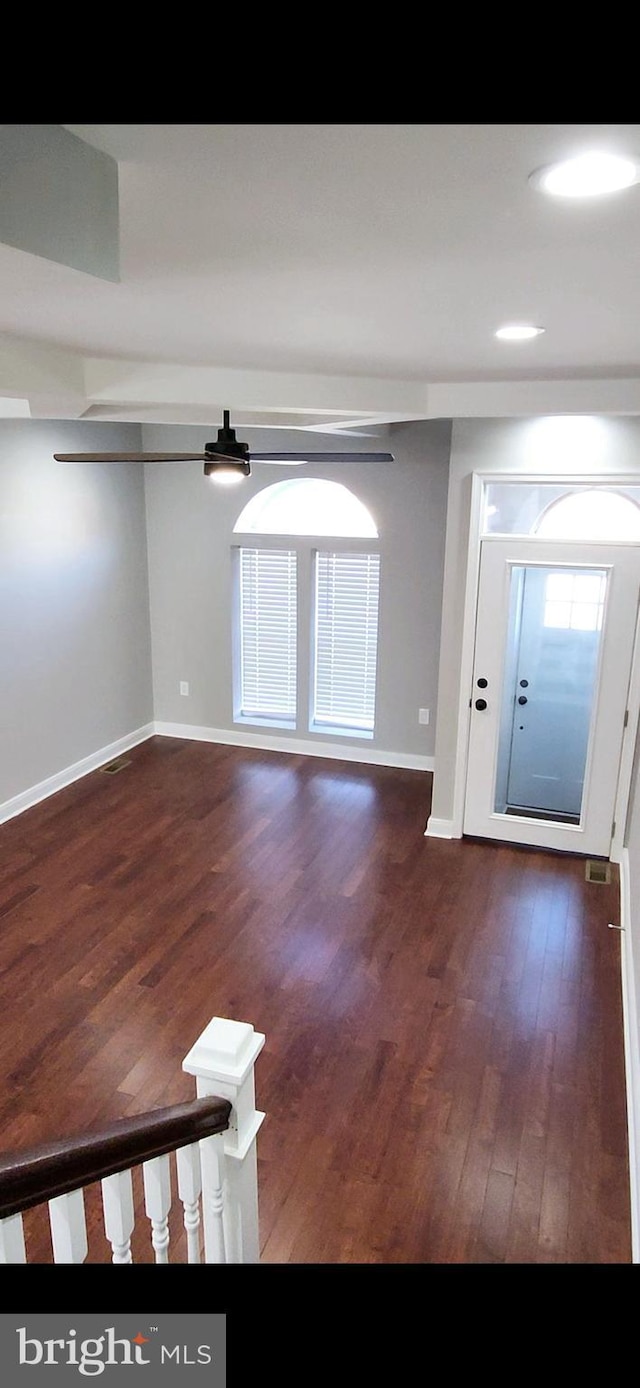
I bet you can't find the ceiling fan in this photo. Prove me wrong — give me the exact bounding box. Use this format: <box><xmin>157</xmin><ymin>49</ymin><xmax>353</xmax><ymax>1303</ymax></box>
<box><xmin>54</xmin><ymin>410</ymin><xmax>394</xmax><ymax>480</ymax></box>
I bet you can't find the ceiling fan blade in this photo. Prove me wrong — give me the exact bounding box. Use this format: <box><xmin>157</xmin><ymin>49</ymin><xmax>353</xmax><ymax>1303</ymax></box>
<box><xmin>251</xmin><ymin>452</ymin><xmax>394</xmax><ymax>464</ymax></box>
<box><xmin>53</xmin><ymin>452</ymin><xmax>209</xmax><ymax>463</ymax></box>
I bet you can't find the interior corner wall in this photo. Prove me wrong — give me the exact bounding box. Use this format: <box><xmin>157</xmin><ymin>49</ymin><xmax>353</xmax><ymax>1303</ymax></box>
<box><xmin>0</xmin><ymin>419</ymin><xmax>153</xmax><ymax>810</ymax></box>
<box><xmin>143</xmin><ymin>419</ymin><xmax>451</xmax><ymax>765</ymax></box>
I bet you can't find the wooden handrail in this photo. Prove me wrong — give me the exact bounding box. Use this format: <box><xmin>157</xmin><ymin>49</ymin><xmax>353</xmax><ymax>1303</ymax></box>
<box><xmin>0</xmin><ymin>1096</ymin><xmax>232</xmax><ymax>1219</ymax></box>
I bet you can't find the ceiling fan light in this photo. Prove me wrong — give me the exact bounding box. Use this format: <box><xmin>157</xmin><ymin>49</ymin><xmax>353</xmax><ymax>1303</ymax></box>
<box><xmin>204</xmin><ymin>459</ymin><xmax>251</xmax><ymax>483</ymax></box>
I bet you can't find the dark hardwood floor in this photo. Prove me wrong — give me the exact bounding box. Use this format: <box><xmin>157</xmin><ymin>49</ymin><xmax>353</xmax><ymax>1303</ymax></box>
<box><xmin>0</xmin><ymin>736</ymin><xmax>631</xmax><ymax>1263</ymax></box>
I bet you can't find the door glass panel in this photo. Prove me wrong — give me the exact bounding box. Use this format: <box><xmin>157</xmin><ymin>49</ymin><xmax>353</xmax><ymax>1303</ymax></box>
<box><xmin>494</xmin><ymin>565</ymin><xmax>607</xmax><ymax>823</ymax></box>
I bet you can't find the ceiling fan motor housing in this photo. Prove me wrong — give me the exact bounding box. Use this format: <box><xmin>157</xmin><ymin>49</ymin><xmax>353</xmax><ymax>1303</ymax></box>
<box><xmin>204</xmin><ymin>411</ymin><xmax>252</xmax><ymax>476</ymax></box>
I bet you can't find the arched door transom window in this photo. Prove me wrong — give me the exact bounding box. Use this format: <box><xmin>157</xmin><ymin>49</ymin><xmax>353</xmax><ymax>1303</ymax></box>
<box><xmin>534</xmin><ymin>489</ymin><xmax>640</xmax><ymax>540</ymax></box>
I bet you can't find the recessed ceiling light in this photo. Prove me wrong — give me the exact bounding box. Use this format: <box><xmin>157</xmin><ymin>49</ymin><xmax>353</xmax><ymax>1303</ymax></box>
<box><xmin>530</xmin><ymin>151</ymin><xmax>640</xmax><ymax>198</ymax></box>
<box><xmin>495</xmin><ymin>324</ymin><xmax>545</xmax><ymax>341</ymax></box>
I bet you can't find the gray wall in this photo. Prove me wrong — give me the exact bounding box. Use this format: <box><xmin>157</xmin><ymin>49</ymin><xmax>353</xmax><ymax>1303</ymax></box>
<box><xmin>0</xmin><ymin>419</ymin><xmax>152</xmax><ymax>806</ymax></box>
<box><xmin>143</xmin><ymin>419</ymin><xmax>451</xmax><ymax>761</ymax></box>
<box><xmin>0</xmin><ymin>125</ymin><xmax>119</xmax><ymax>281</ymax></box>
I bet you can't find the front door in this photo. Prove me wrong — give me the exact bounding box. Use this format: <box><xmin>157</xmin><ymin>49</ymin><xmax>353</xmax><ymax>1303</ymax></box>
<box><xmin>463</xmin><ymin>538</ymin><xmax>640</xmax><ymax>855</ymax></box>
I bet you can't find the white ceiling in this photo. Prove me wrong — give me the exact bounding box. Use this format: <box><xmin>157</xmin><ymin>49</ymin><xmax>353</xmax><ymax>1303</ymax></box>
<box><xmin>2</xmin><ymin>122</ymin><xmax>640</xmax><ymax>430</ymax></box>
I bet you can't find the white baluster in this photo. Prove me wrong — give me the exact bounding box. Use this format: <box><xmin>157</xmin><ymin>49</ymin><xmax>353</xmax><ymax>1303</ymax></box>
<box><xmin>199</xmin><ymin>1130</ymin><xmax>227</xmax><ymax>1263</ymax></box>
<box><xmin>101</xmin><ymin>1168</ymin><xmax>135</xmax><ymax>1263</ymax></box>
<box><xmin>142</xmin><ymin>1153</ymin><xmax>171</xmax><ymax>1263</ymax></box>
<box><xmin>183</xmin><ymin>1016</ymin><xmax>265</xmax><ymax>1264</ymax></box>
<box><xmin>0</xmin><ymin>1213</ymin><xmax>27</xmax><ymax>1263</ymax></box>
<box><xmin>176</xmin><ymin>1142</ymin><xmax>202</xmax><ymax>1263</ymax></box>
<box><xmin>48</xmin><ymin>1188</ymin><xmax>88</xmax><ymax>1263</ymax></box>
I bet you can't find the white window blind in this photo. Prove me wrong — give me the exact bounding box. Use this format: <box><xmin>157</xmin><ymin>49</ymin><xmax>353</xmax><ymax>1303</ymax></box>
<box><xmin>313</xmin><ymin>551</ymin><xmax>380</xmax><ymax>732</ymax></box>
<box><xmin>238</xmin><ymin>547</ymin><xmax>297</xmax><ymax>721</ymax></box>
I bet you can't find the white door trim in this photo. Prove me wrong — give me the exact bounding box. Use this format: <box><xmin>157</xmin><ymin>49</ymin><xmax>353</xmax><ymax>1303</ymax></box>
<box><xmin>449</xmin><ymin>471</ymin><xmax>485</xmax><ymax>838</ymax></box>
<box><xmin>435</xmin><ymin>470</ymin><xmax>640</xmax><ymax>856</ymax></box>
<box><xmin>611</xmin><ymin>586</ymin><xmax>640</xmax><ymax>862</ymax></box>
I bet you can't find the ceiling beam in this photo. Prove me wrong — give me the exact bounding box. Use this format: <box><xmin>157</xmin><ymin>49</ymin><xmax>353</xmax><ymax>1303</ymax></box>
<box><xmin>3</xmin><ymin>336</ymin><xmax>640</xmax><ymax>425</ymax></box>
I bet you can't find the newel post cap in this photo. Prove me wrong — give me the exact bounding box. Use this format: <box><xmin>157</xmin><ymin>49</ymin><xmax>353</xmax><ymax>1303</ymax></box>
<box><xmin>182</xmin><ymin>1017</ymin><xmax>265</xmax><ymax>1086</ymax></box>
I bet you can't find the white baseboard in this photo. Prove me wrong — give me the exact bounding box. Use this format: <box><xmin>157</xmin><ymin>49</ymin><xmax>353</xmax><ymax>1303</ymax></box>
<box><xmin>153</xmin><ymin>722</ymin><xmax>434</xmax><ymax>773</ymax></box>
<box><xmin>619</xmin><ymin>848</ymin><xmax>640</xmax><ymax>1263</ymax></box>
<box><xmin>0</xmin><ymin>720</ymin><xmax>432</xmax><ymax>827</ymax></box>
<box><xmin>424</xmin><ymin>815</ymin><xmax>456</xmax><ymax>838</ymax></box>
<box><xmin>0</xmin><ymin>723</ymin><xmax>155</xmax><ymax>825</ymax></box>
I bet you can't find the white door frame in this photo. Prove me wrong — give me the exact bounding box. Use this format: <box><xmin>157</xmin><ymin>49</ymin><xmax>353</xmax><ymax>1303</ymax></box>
<box><xmin>448</xmin><ymin>471</ymin><xmax>640</xmax><ymax>861</ymax></box>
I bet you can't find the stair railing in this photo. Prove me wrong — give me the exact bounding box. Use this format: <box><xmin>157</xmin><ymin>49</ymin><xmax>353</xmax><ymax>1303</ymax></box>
<box><xmin>0</xmin><ymin>1015</ymin><xmax>265</xmax><ymax>1264</ymax></box>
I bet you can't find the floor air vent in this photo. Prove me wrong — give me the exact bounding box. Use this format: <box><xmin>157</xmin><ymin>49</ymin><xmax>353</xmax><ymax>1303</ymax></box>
<box><xmin>585</xmin><ymin>860</ymin><xmax>611</xmax><ymax>884</ymax></box>
<box><xmin>99</xmin><ymin>757</ymin><xmax>132</xmax><ymax>775</ymax></box>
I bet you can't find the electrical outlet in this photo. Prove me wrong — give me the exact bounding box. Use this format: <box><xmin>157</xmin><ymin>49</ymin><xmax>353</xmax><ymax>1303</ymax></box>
<box><xmin>180</xmin><ymin>681</ymin><xmax>189</xmax><ymax>697</ymax></box>
<box><xmin>418</xmin><ymin>707</ymin><xmax>430</xmax><ymax>725</ymax></box>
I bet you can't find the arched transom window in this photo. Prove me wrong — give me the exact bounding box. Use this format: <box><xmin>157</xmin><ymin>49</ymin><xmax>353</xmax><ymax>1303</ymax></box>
<box><xmin>482</xmin><ymin>480</ymin><xmax>640</xmax><ymax>539</ymax></box>
<box><xmin>233</xmin><ymin>478</ymin><xmax>379</xmax><ymax>537</ymax></box>
<box><xmin>534</xmin><ymin>488</ymin><xmax>640</xmax><ymax>540</ymax></box>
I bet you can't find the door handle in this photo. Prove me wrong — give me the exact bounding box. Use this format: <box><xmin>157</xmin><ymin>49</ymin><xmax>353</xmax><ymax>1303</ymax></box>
<box><xmin>518</xmin><ymin>695</ymin><xmax>528</xmax><ymax>705</ymax></box>
<box><xmin>475</xmin><ymin>698</ymin><xmax>488</xmax><ymax>711</ymax></box>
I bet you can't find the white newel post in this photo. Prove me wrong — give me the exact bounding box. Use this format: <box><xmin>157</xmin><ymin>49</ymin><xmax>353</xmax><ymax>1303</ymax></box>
<box><xmin>182</xmin><ymin>1017</ymin><xmax>265</xmax><ymax>1264</ymax></box>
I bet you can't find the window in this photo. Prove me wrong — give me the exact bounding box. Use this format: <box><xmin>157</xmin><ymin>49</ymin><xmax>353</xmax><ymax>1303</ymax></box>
<box><xmin>543</xmin><ymin>571</ymin><xmax>605</xmax><ymax>631</ymax></box>
<box><xmin>535</xmin><ymin>489</ymin><xmax>640</xmax><ymax>540</ymax></box>
<box><xmin>313</xmin><ymin>552</ymin><xmax>380</xmax><ymax>732</ymax></box>
<box><xmin>482</xmin><ymin>480</ymin><xmax>640</xmax><ymax>539</ymax></box>
<box><xmin>232</xmin><ymin>480</ymin><xmax>381</xmax><ymax>739</ymax></box>
<box><xmin>234</xmin><ymin>478</ymin><xmax>378</xmax><ymax>537</ymax></box>
<box><xmin>236</xmin><ymin>548</ymin><xmax>297</xmax><ymax>725</ymax></box>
